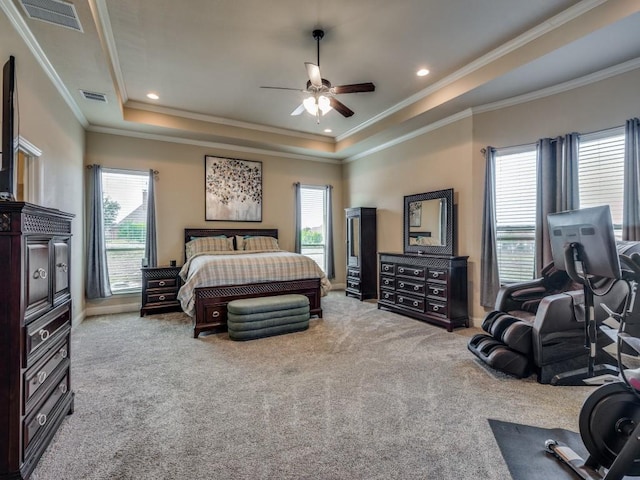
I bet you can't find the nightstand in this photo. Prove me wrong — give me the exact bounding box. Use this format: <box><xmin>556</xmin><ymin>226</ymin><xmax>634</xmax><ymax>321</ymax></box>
<box><xmin>140</xmin><ymin>266</ymin><xmax>183</xmax><ymax>316</ymax></box>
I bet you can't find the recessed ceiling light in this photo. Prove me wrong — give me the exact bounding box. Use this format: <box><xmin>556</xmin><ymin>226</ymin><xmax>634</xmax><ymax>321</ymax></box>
<box><xmin>324</xmin><ymin>128</ymin><xmax>332</xmax><ymax>133</ymax></box>
<box><xmin>146</xmin><ymin>92</ymin><xmax>159</xmax><ymax>100</ymax></box>
<box><xmin>417</xmin><ymin>68</ymin><xmax>430</xmax><ymax>77</ymax></box>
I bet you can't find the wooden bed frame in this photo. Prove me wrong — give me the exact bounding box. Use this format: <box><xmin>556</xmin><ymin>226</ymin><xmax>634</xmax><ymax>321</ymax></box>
<box><xmin>184</xmin><ymin>228</ymin><xmax>323</xmax><ymax>338</ymax></box>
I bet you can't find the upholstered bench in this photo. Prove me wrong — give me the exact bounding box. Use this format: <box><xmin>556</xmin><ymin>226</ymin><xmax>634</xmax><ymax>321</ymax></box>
<box><xmin>227</xmin><ymin>294</ymin><xmax>310</xmax><ymax>341</ymax></box>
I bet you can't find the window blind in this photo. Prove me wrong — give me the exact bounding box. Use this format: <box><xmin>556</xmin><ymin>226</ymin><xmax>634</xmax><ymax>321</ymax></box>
<box><xmin>300</xmin><ymin>186</ymin><xmax>326</xmax><ymax>272</ymax></box>
<box><xmin>495</xmin><ymin>147</ymin><xmax>537</xmax><ymax>282</ymax></box>
<box><xmin>578</xmin><ymin>128</ymin><xmax>625</xmax><ymax>238</ymax></box>
<box><xmin>101</xmin><ymin>169</ymin><xmax>149</xmax><ymax>293</ymax></box>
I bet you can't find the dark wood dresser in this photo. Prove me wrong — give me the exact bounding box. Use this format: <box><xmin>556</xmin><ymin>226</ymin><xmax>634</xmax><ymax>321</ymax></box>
<box><xmin>378</xmin><ymin>252</ymin><xmax>468</xmax><ymax>332</ymax></box>
<box><xmin>0</xmin><ymin>202</ymin><xmax>74</xmax><ymax>479</ymax></box>
<box><xmin>140</xmin><ymin>266</ymin><xmax>183</xmax><ymax>316</ymax></box>
<box><xmin>345</xmin><ymin>207</ymin><xmax>377</xmax><ymax>300</ymax></box>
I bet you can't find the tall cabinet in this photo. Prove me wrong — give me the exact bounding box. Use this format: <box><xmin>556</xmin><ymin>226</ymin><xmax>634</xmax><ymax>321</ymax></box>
<box><xmin>345</xmin><ymin>207</ymin><xmax>377</xmax><ymax>301</ymax></box>
<box><xmin>0</xmin><ymin>202</ymin><xmax>74</xmax><ymax>479</ymax></box>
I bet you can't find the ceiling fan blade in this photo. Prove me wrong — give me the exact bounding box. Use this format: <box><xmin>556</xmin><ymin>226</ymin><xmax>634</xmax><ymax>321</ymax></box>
<box><xmin>260</xmin><ymin>86</ymin><xmax>305</xmax><ymax>92</ymax></box>
<box><xmin>305</xmin><ymin>62</ymin><xmax>322</xmax><ymax>88</ymax></box>
<box><xmin>291</xmin><ymin>104</ymin><xmax>305</xmax><ymax>116</ymax></box>
<box><xmin>333</xmin><ymin>83</ymin><xmax>376</xmax><ymax>94</ymax></box>
<box><xmin>330</xmin><ymin>98</ymin><xmax>354</xmax><ymax>117</ymax></box>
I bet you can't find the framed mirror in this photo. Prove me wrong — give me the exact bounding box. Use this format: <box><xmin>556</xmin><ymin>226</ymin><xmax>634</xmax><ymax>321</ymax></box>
<box><xmin>403</xmin><ymin>188</ymin><xmax>454</xmax><ymax>256</ymax></box>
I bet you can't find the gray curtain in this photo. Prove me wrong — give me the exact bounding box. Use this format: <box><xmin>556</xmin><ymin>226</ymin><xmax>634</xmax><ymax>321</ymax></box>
<box><xmin>623</xmin><ymin>118</ymin><xmax>640</xmax><ymax>241</ymax></box>
<box><xmin>325</xmin><ymin>185</ymin><xmax>335</xmax><ymax>279</ymax></box>
<box><xmin>480</xmin><ymin>147</ymin><xmax>500</xmax><ymax>308</ymax></box>
<box><xmin>86</xmin><ymin>165</ymin><xmax>112</xmax><ymax>299</ymax></box>
<box><xmin>535</xmin><ymin>134</ymin><xmax>579</xmax><ymax>274</ymax></box>
<box><xmin>294</xmin><ymin>182</ymin><xmax>301</xmax><ymax>253</ymax></box>
<box><xmin>145</xmin><ymin>169</ymin><xmax>158</xmax><ymax>267</ymax></box>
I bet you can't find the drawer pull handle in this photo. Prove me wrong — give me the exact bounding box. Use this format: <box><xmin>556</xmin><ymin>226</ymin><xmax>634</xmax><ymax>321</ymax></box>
<box><xmin>37</xmin><ymin>371</ymin><xmax>47</xmax><ymax>384</ymax></box>
<box><xmin>432</xmin><ymin>272</ymin><xmax>440</xmax><ymax>278</ymax></box>
<box><xmin>39</xmin><ymin>329</ymin><xmax>50</xmax><ymax>341</ymax></box>
<box><xmin>59</xmin><ymin>347</ymin><xmax>68</xmax><ymax>359</ymax></box>
<box><xmin>398</xmin><ymin>267</ymin><xmax>405</xmax><ymax>273</ymax></box>
<box><xmin>433</xmin><ymin>288</ymin><xmax>441</xmax><ymax>294</ymax></box>
<box><xmin>399</xmin><ymin>282</ymin><xmax>404</xmax><ymax>288</ymax></box>
<box><xmin>414</xmin><ymin>286</ymin><xmax>419</xmax><ymax>291</ymax></box>
<box><xmin>433</xmin><ymin>305</ymin><xmax>440</xmax><ymax>311</ymax></box>
<box><xmin>33</xmin><ymin>268</ymin><xmax>47</xmax><ymax>279</ymax></box>
<box><xmin>59</xmin><ymin>383</ymin><xmax>68</xmax><ymax>394</ymax></box>
<box><xmin>398</xmin><ymin>296</ymin><xmax>404</xmax><ymax>302</ymax></box>
<box><xmin>212</xmin><ymin>311</ymin><xmax>220</xmax><ymax>318</ymax></box>
<box><xmin>158</xmin><ymin>295</ymin><xmax>166</xmax><ymax>301</ymax></box>
<box><xmin>56</xmin><ymin>262</ymin><xmax>68</xmax><ymax>272</ymax></box>
<box><xmin>383</xmin><ymin>265</ymin><xmax>390</xmax><ymax>271</ymax></box>
<box><xmin>413</xmin><ymin>301</ymin><xmax>419</xmax><ymax>307</ymax></box>
<box><xmin>414</xmin><ymin>270</ymin><xmax>420</xmax><ymax>276</ymax></box>
<box><xmin>159</xmin><ymin>281</ymin><xmax>166</xmax><ymax>286</ymax></box>
<box><xmin>37</xmin><ymin>413</ymin><xmax>47</xmax><ymax>427</ymax></box>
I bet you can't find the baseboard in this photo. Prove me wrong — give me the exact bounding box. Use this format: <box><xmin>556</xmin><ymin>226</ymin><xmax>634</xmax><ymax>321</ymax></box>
<box><xmin>72</xmin><ymin>310</ymin><xmax>85</xmax><ymax>328</ymax></box>
<box><xmin>85</xmin><ymin>302</ymin><xmax>141</xmax><ymax>317</ymax></box>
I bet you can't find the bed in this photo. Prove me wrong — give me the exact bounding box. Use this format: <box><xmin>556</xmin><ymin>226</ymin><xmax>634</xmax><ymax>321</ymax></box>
<box><xmin>178</xmin><ymin>228</ymin><xmax>330</xmax><ymax>338</ymax></box>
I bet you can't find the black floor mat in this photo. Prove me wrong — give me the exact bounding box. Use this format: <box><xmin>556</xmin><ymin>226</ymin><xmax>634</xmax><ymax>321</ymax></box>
<box><xmin>489</xmin><ymin>419</ymin><xmax>608</xmax><ymax>479</ymax></box>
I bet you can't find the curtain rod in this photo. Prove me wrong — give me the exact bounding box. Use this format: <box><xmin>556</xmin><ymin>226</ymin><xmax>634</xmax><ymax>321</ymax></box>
<box><xmin>86</xmin><ymin>165</ymin><xmax>159</xmax><ymax>176</ymax></box>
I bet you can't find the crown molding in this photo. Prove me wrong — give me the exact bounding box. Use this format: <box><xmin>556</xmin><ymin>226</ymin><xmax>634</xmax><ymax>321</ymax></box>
<box><xmin>87</xmin><ymin>125</ymin><xmax>342</xmax><ymax>164</ymax></box>
<box><xmin>344</xmin><ymin>109</ymin><xmax>473</xmax><ymax>163</ymax></box>
<box><xmin>126</xmin><ymin>101</ymin><xmax>335</xmax><ymax>144</ymax></box>
<box><xmin>473</xmin><ymin>56</ymin><xmax>640</xmax><ymax>115</ymax></box>
<box><xmin>337</xmin><ymin>0</ymin><xmax>607</xmax><ymax>143</ymax></box>
<box><xmin>89</xmin><ymin>0</ymin><xmax>128</xmax><ymax>105</ymax></box>
<box><xmin>0</xmin><ymin>1</ymin><xmax>89</xmax><ymax>128</ymax></box>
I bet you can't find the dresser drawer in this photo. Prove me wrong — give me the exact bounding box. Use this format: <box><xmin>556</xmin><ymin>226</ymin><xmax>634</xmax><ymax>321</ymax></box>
<box><xmin>396</xmin><ymin>265</ymin><xmax>426</xmax><ymax>280</ymax></box>
<box><xmin>347</xmin><ymin>268</ymin><xmax>360</xmax><ymax>279</ymax></box>
<box><xmin>26</xmin><ymin>239</ymin><xmax>51</xmax><ymax>317</ymax></box>
<box><xmin>427</xmin><ymin>284</ymin><xmax>447</xmax><ymax>299</ymax></box>
<box><xmin>147</xmin><ymin>278</ymin><xmax>178</xmax><ymax>289</ymax></box>
<box><xmin>380</xmin><ymin>263</ymin><xmax>395</xmax><ymax>275</ymax></box>
<box><xmin>380</xmin><ymin>275</ymin><xmax>395</xmax><ymax>290</ymax></box>
<box><xmin>24</xmin><ymin>337</ymin><xmax>70</xmax><ymax>412</ymax></box>
<box><xmin>427</xmin><ymin>268</ymin><xmax>448</xmax><ymax>283</ymax></box>
<box><xmin>397</xmin><ymin>279</ymin><xmax>425</xmax><ymax>295</ymax></box>
<box><xmin>427</xmin><ymin>300</ymin><xmax>448</xmax><ymax>317</ymax></box>
<box><xmin>346</xmin><ymin>278</ymin><xmax>361</xmax><ymax>292</ymax></box>
<box><xmin>380</xmin><ymin>290</ymin><xmax>396</xmax><ymax>303</ymax></box>
<box><xmin>25</xmin><ymin>303</ymin><xmax>71</xmax><ymax>366</ymax></box>
<box><xmin>23</xmin><ymin>373</ymin><xmax>69</xmax><ymax>455</ymax></box>
<box><xmin>396</xmin><ymin>294</ymin><xmax>425</xmax><ymax>312</ymax></box>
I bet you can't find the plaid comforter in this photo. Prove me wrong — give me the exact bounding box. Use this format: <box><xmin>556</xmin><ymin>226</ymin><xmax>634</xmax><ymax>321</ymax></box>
<box><xmin>177</xmin><ymin>250</ymin><xmax>331</xmax><ymax>316</ymax></box>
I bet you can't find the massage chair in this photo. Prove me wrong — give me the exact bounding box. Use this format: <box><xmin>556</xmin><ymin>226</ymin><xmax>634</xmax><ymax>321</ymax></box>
<box><xmin>468</xmin><ymin>261</ymin><xmax>630</xmax><ymax>383</ymax></box>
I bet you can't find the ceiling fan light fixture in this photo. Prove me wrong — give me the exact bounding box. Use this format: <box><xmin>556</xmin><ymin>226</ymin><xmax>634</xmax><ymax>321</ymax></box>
<box><xmin>303</xmin><ymin>95</ymin><xmax>332</xmax><ymax>116</ymax></box>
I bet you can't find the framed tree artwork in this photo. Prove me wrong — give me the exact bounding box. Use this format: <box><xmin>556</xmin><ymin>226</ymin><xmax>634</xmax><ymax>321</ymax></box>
<box><xmin>204</xmin><ymin>155</ymin><xmax>262</xmax><ymax>221</ymax></box>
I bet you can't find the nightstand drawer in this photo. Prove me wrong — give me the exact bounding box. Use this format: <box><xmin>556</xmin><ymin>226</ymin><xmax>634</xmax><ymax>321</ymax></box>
<box><xmin>25</xmin><ymin>303</ymin><xmax>71</xmax><ymax>367</ymax></box>
<box><xmin>147</xmin><ymin>291</ymin><xmax>178</xmax><ymax>304</ymax></box>
<box><xmin>147</xmin><ymin>278</ymin><xmax>177</xmax><ymax>289</ymax></box>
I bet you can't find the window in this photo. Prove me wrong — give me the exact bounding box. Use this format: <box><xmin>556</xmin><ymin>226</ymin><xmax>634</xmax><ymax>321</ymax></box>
<box><xmin>299</xmin><ymin>185</ymin><xmax>327</xmax><ymax>273</ymax></box>
<box><xmin>101</xmin><ymin>169</ymin><xmax>149</xmax><ymax>293</ymax></box>
<box><xmin>578</xmin><ymin>127</ymin><xmax>625</xmax><ymax>239</ymax></box>
<box><xmin>494</xmin><ymin>146</ymin><xmax>537</xmax><ymax>283</ymax></box>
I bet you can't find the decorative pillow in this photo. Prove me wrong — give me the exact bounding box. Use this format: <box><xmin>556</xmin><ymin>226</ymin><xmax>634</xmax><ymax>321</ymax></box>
<box><xmin>185</xmin><ymin>236</ymin><xmax>233</xmax><ymax>258</ymax></box>
<box><xmin>241</xmin><ymin>236</ymin><xmax>279</xmax><ymax>251</ymax></box>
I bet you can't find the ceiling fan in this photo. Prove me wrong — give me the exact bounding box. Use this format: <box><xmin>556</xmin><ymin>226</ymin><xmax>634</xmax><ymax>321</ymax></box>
<box><xmin>261</xmin><ymin>29</ymin><xmax>375</xmax><ymax>121</ymax></box>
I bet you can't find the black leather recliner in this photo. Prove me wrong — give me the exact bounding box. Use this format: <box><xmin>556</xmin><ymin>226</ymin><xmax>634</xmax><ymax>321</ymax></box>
<box><xmin>468</xmin><ymin>262</ymin><xmax>629</xmax><ymax>383</ymax></box>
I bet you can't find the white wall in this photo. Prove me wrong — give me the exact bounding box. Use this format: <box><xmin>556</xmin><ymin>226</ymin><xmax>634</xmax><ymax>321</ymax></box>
<box><xmin>0</xmin><ymin>13</ymin><xmax>86</xmax><ymax>324</ymax></box>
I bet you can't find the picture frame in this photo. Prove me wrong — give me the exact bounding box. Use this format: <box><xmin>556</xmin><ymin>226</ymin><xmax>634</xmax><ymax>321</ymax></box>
<box><xmin>204</xmin><ymin>155</ymin><xmax>262</xmax><ymax>222</ymax></box>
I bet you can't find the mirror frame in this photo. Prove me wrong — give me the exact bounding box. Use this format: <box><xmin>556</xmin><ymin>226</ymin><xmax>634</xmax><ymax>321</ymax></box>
<box><xmin>403</xmin><ymin>188</ymin><xmax>454</xmax><ymax>256</ymax></box>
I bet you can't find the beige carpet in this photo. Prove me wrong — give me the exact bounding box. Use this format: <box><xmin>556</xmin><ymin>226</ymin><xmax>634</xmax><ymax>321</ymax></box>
<box><xmin>31</xmin><ymin>291</ymin><xmax>594</xmax><ymax>480</ymax></box>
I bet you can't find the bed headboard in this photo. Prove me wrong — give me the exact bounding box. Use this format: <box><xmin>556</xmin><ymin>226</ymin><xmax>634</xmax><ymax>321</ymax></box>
<box><xmin>184</xmin><ymin>228</ymin><xmax>279</xmax><ymax>259</ymax></box>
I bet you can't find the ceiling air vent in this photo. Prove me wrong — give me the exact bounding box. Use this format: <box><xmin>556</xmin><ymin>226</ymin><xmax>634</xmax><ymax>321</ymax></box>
<box><xmin>80</xmin><ymin>90</ymin><xmax>107</xmax><ymax>103</ymax></box>
<box><xmin>20</xmin><ymin>0</ymin><xmax>83</xmax><ymax>32</ymax></box>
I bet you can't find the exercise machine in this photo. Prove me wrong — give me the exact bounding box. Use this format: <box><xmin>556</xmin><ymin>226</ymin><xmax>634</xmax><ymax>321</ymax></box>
<box><xmin>544</xmin><ymin>206</ymin><xmax>640</xmax><ymax>479</ymax></box>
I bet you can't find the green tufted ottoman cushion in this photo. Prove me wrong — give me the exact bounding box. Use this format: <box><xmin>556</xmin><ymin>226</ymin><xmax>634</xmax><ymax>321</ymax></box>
<box><xmin>227</xmin><ymin>294</ymin><xmax>310</xmax><ymax>341</ymax></box>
